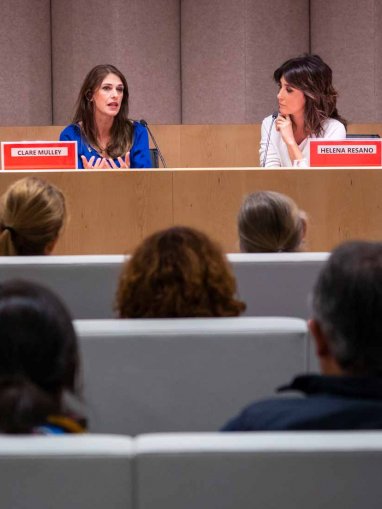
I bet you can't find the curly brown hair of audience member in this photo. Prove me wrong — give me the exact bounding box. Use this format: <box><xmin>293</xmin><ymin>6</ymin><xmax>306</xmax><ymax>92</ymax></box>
<box><xmin>116</xmin><ymin>226</ymin><xmax>246</xmax><ymax>318</ymax></box>
<box><xmin>238</xmin><ymin>191</ymin><xmax>307</xmax><ymax>253</ymax></box>
<box><xmin>0</xmin><ymin>177</ymin><xmax>66</xmax><ymax>256</ymax></box>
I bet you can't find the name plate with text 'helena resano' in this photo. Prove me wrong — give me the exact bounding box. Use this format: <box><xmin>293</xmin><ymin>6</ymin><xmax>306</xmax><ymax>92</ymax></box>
<box><xmin>309</xmin><ymin>139</ymin><xmax>382</xmax><ymax>167</ymax></box>
<box><xmin>1</xmin><ymin>141</ymin><xmax>77</xmax><ymax>170</ymax></box>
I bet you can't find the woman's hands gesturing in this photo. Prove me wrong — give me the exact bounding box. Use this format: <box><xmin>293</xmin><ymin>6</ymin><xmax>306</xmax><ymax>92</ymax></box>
<box><xmin>107</xmin><ymin>152</ymin><xmax>130</xmax><ymax>169</ymax></box>
<box><xmin>81</xmin><ymin>152</ymin><xmax>130</xmax><ymax>169</ymax></box>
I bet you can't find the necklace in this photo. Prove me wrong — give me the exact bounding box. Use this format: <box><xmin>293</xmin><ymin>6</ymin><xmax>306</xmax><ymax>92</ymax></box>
<box><xmin>96</xmin><ymin>140</ymin><xmax>109</xmax><ymax>156</ymax></box>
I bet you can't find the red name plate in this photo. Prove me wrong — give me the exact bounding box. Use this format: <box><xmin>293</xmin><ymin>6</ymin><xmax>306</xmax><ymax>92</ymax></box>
<box><xmin>309</xmin><ymin>139</ymin><xmax>382</xmax><ymax>167</ymax></box>
<box><xmin>1</xmin><ymin>141</ymin><xmax>77</xmax><ymax>170</ymax></box>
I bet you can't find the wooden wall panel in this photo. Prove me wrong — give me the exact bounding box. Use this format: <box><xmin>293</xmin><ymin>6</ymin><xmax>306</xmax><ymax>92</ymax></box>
<box><xmin>0</xmin><ymin>171</ymin><xmax>173</xmax><ymax>255</ymax></box>
<box><xmin>1</xmin><ymin>168</ymin><xmax>382</xmax><ymax>254</ymax></box>
<box><xmin>172</xmin><ymin>169</ymin><xmax>382</xmax><ymax>252</ymax></box>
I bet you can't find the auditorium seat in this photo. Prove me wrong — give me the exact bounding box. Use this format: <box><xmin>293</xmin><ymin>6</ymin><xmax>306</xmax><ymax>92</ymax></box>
<box><xmin>0</xmin><ymin>252</ymin><xmax>327</xmax><ymax>319</ymax></box>
<box><xmin>0</xmin><ymin>435</ymin><xmax>133</xmax><ymax>509</ymax></box>
<box><xmin>75</xmin><ymin>317</ymin><xmax>308</xmax><ymax>434</ymax></box>
<box><xmin>134</xmin><ymin>432</ymin><xmax>382</xmax><ymax>509</ymax></box>
<box><xmin>2</xmin><ymin>431</ymin><xmax>380</xmax><ymax>509</ymax></box>
<box><xmin>0</xmin><ymin>255</ymin><xmax>122</xmax><ymax>318</ymax></box>
<box><xmin>230</xmin><ymin>252</ymin><xmax>328</xmax><ymax>318</ymax></box>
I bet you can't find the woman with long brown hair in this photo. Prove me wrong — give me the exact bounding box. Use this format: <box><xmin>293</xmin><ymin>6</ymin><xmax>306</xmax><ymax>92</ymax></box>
<box><xmin>260</xmin><ymin>54</ymin><xmax>347</xmax><ymax>167</ymax></box>
<box><xmin>60</xmin><ymin>64</ymin><xmax>151</xmax><ymax>169</ymax></box>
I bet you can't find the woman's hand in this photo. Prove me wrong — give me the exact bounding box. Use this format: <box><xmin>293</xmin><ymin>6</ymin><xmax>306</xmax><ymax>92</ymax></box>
<box><xmin>107</xmin><ymin>152</ymin><xmax>130</xmax><ymax>169</ymax></box>
<box><xmin>81</xmin><ymin>155</ymin><xmax>111</xmax><ymax>169</ymax></box>
<box><xmin>275</xmin><ymin>114</ymin><xmax>296</xmax><ymax>147</ymax></box>
<box><xmin>275</xmin><ymin>114</ymin><xmax>305</xmax><ymax>165</ymax></box>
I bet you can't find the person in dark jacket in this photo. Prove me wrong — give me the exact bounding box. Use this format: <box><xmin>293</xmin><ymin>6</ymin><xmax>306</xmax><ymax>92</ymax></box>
<box><xmin>223</xmin><ymin>240</ymin><xmax>382</xmax><ymax>431</ymax></box>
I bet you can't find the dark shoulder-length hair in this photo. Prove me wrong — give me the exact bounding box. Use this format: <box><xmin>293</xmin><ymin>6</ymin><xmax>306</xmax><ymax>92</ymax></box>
<box><xmin>274</xmin><ymin>54</ymin><xmax>347</xmax><ymax>136</ymax></box>
<box><xmin>73</xmin><ymin>64</ymin><xmax>133</xmax><ymax>158</ymax></box>
<box><xmin>115</xmin><ymin>226</ymin><xmax>246</xmax><ymax>318</ymax></box>
<box><xmin>0</xmin><ymin>280</ymin><xmax>82</xmax><ymax>433</ymax></box>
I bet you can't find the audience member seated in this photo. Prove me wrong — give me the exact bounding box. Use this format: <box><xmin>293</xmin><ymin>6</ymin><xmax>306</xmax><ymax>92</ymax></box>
<box><xmin>238</xmin><ymin>191</ymin><xmax>307</xmax><ymax>253</ymax></box>
<box><xmin>222</xmin><ymin>240</ymin><xmax>382</xmax><ymax>430</ymax></box>
<box><xmin>116</xmin><ymin>225</ymin><xmax>246</xmax><ymax>317</ymax></box>
<box><xmin>0</xmin><ymin>177</ymin><xmax>66</xmax><ymax>256</ymax></box>
<box><xmin>0</xmin><ymin>280</ymin><xmax>85</xmax><ymax>434</ymax></box>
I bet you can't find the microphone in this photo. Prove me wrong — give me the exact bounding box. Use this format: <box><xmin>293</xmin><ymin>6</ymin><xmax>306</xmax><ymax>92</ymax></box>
<box><xmin>139</xmin><ymin>119</ymin><xmax>167</xmax><ymax>168</ymax></box>
<box><xmin>262</xmin><ymin>111</ymin><xmax>278</xmax><ymax>167</ymax></box>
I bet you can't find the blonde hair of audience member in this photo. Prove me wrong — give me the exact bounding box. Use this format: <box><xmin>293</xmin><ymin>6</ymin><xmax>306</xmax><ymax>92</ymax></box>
<box><xmin>0</xmin><ymin>177</ymin><xmax>66</xmax><ymax>256</ymax></box>
<box><xmin>116</xmin><ymin>226</ymin><xmax>246</xmax><ymax>318</ymax></box>
<box><xmin>238</xmin><ymin>191</ymin><xmax>307</xmax><ymax>253</ymax></box>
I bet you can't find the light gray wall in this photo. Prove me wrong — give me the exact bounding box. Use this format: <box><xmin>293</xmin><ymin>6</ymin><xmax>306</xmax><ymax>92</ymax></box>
<box><xmin>0</xmin><ymin>0</ymin><xmax>378</xmax><ymax>125</ymax></box>
<box><xmin>311</xmin><ymin>0</ymin><xmax>382</xmax><ymax>123</ymax></box>
<box><xmin>0</xmin><ymin>0</ymin><xmax>51</xmax><ymax>125</ymax></box>
<box><xmin>182</xmin><ymin>0</ymin><xmax>309</xmax><ymax>123</ymax></box>
<box><xmin>51</xmin><ymin>0</ymin><xmax>180</xmax><ymax>124</ymax></box>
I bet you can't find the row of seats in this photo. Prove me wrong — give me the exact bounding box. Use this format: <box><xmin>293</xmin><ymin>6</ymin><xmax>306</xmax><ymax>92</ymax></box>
<box><xmin>0</xmin><ymin>252</ymin><xmax>328</xmax><ymax>318</ymax></box>
<box><xmin>76</xmin><ymin>317</ymin><xmax>313</xmax><ymax>434</ymax></box>
<box><xmin>2</xmin><ymin>432</ymin><xmax>381</xmax><ymax>509</ymax></box>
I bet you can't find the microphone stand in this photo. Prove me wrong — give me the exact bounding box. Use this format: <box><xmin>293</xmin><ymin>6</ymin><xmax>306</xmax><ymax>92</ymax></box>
<box><xmin>139</xmin><ymin>119</ymin><xmax>167</xmax><ymax>168</ymax></box>
<box><xmin>262</xmin><ymin>112</ymin><xmax>278</xmax><ymax>167</ymax></box>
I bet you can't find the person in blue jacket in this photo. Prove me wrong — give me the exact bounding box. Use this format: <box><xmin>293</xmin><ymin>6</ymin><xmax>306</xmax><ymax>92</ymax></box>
<box><xmin>60</xmin><ymin>64</ymin><xmax>151</xmax><ymax>169</ymax></box>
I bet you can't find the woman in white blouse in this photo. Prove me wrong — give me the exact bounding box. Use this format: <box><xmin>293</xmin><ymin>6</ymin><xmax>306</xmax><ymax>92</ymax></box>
<box><xmin>260</xmin><ymin>54</ymin><xmax>347</xmax><ymax>168</ymax></box>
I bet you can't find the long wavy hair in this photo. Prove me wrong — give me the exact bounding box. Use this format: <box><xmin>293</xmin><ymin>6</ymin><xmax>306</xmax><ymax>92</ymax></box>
<box><xmin>73</xmin><ymin>64</ymin><xmax>133</xmax><ymax>158</ymax></box>
<box><xmin>274</xmin><ymin>54</ymin><xmax>347</xmax><ymax>136</ymax></box>
<box><xmin>116</xmin><ymin>226</ymin><xmax>246</xmax><ymax>318</ymax></box>
<box><xmin>0</xmin><ymin>177</ymin><xmax>66</xmax><ymax>256</ymax></box>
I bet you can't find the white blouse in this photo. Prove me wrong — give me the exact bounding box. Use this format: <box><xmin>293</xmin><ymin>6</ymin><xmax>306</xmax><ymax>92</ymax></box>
<box><xmin>259</xmin><ymin>115</ymin><xmax>347</xmax><ymax>168</ymax></box>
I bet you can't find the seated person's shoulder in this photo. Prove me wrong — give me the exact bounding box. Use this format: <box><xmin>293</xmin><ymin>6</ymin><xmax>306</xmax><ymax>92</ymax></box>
<box><xmin>60</xmin><ymin>123</ymin><xmax>81</xmax><ymax>140</ymax></box>
<box><xmin>322</xmin><ymin>118</ymin><xmax>346</xmax><ymax>138</ymax></box>
<box><xmin>222</xmin><ymin>396</ymin><xmax>306</xmax><ymax>431</ymax></box>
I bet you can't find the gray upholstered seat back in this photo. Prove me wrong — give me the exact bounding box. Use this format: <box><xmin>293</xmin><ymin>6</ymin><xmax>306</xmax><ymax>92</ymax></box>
<box><xmin>0</xmin><ymin>252</ymin><xmax>327</xmax><ymax>319</ymax></box>
<box><xmin>230</xmin><ymin>252</ymin><xmax>328</xmax><ymax>318</ymax></box>
<box><xmin>76</xmin><ymin>317</ymin><xmax>308</xmax><ymax>434</ymax></box>
<box><xmin>134</xmin><ymin>432</ymin><xmax>382</xmax><ymax>509</ymax></box>
<box><xmin>0</xmin><ymin>255</ymin><xmax>123</xmax><ymax>318</ymax></box>
<box><xmin>0</xmin><ymin>435</ymin><xmax>133</xmax><ymax>509</ymax></box>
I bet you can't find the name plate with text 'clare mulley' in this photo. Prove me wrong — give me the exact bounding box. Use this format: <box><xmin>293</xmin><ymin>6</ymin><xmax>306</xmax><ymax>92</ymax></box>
<box><xmin>309</xmin><ymin>139</ymin><xmax>382</xmax><ymax>167</ymax></box>
<box><xmin>1</xmin><ymin>141</ymin><xmax>77</xmax><ymax>170</ymax></box>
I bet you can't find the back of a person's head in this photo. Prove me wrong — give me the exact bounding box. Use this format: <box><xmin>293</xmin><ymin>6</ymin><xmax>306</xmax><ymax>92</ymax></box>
<box><xmin>0</xmin><ymin>177</ymin><xmax>66</xmax><ymax>256</ymax></box>
<box><xmin>116</xmin><ymin>225</ymin><xmax>246</xmax><ymax>318</ymax></box>
<box><xmin>311</xmin><ymin>240</ymin><xmax>382</xmax><ymax>376</ymax></box>
<box><xmin>238</xmin><ymin>191</ymin><xmax>306</xmax><ymax>253</ymax></box>
<box><xmin>0</xmin><ymin>279</ymin><xmax>80</xmax><ymax>433</ymax></box>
